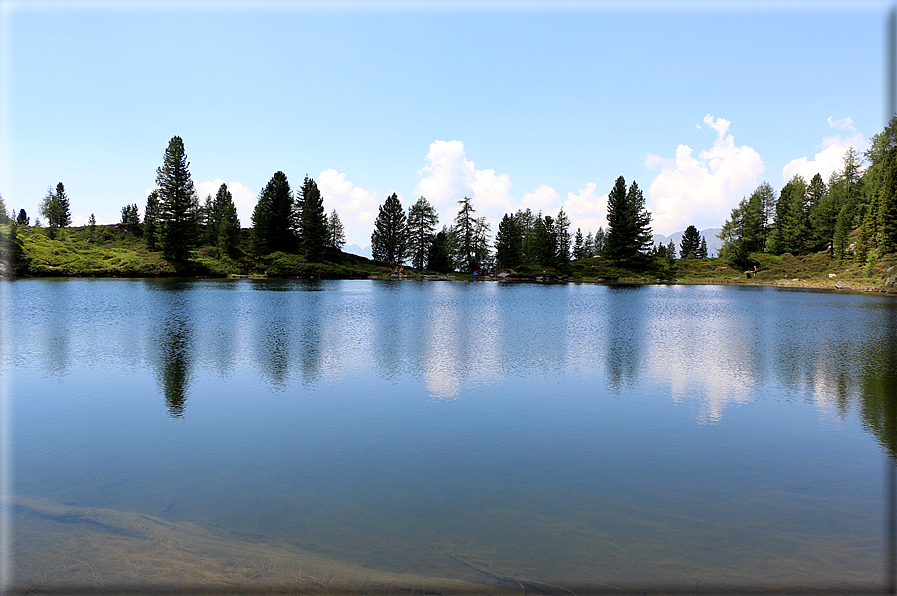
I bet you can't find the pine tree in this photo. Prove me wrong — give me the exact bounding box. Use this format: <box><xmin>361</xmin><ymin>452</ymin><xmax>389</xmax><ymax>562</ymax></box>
<box><xmin>555</xmin><ymin>208</ymin><xmax>571</xmax><ymax>264</ymax></box>
<box><xmin>87</xmin><ymin>213</ymin><xmax>96</xmax><ymax>235</ymax></box>
<box><xmin>406</xmin><ymin>196</ymin><xmax>439</xmax><ymax>269</ymax></box>
<box><xmin>218</xmin><ymin>200</ymin><xmax>241</xmax><ymax>256</ymax></box>
<box><xmin>697</xmin><ymin>237</ymin><xmax>708</xmax><ymax>259</ymax></box>
<box><xmin>572</xmin><ymin>228</ymin><xmax>585</xmax><ymax>260</ymax></box>
<box><xmin>326</xmin><ymin>209</ymin><xmax>346</xmax><ymax>250</ymax></box>
<box><xmin>473</xmin><ymin>216</ymin><xmax>492</xmax><ymax>268</ymax></box>
<box><xmin>806</xmin><ymin>173</ymin><xmax>828</xmax><ymax>250</ymax></box>
<box><xmin>453</xmin><ymin>197</ymin><xmax>478</xmax><ymax>272</ymax></box>
<box><xmin>156</xmin><ymin>136</ymin><xmax>199</xmax><ymax>261</ymax></box>
<box><xmin>371</xmin><ymin>193</ymin><xmax>408</xmax><ymax>266</ymax></box>
<box><xmin>120</xmin><ymin>203</ymin><xmax>140</xmax><ymax>225</ymax></box>
<box><xmin>680</xmin><ymin>225</ymin><xmax>701</xmax><ymax>259</ymax></box>
<box><xmin>251</xmin><ymin>171</ymin><xmax>293</xmax><ymax>256</ymax></box>
<box><xmin>54</xmin><ymin>182</ymin><xmax>71</xmax><ymax>228</ymax></box>
<box><xmin>427</xmin><ymin>228</ymin><xmax>452</xmax><ymax>273</ymax></box>
<box><xmin>16</xmin><ymin>209</ymin><xmax>29</xmax><ymax>226</ymax></box>
<box><xmin>495</xmin><ymin>213</ymin><xmax>523</xmax><ymax>269</ymax></box>
<box><xmin>0</xmin><ymin>194</ymin><xmax>7</xmax><ymax>224</ymax></box>
<box><xmin>604</xmin><ymin>177</ymin><xmax>653</xmax><ymax>263</ymax></box>
<box><xmin>144</xmin><ymin>190</ymin><xmax>161</xmax><ymax>250</ymax></box>
<box><xmin>593</xmin><ymin>227</ymin><xmax>607</xmax><ymax>256</ymax></box>
<box><xmin>298</xmin><ymin>176</ymin><xmax>327</xmax><ymax>262</ymax></box>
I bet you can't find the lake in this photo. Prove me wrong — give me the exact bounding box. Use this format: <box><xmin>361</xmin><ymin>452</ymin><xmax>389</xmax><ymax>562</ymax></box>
<box><xmin>3</xmin><ymin>278</ymin><xmax>894</xmax><ymax>593</ymax></box>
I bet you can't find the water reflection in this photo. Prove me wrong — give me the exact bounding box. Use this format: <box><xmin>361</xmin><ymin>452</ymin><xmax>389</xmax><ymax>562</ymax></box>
<box><xmin>8</xmin><ymin>279</ymin><xmax>896</xmax><ymax>441</ymax></box>
<box><xmin>146</xmin><ymin>281</ymin><xmax>195</xmax><ymax>418</ymax></box>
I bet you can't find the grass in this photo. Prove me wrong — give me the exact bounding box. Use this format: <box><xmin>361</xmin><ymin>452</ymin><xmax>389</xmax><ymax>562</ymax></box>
<box><xmin>3</xmin><ymin>223</ymin><xmax>897</xmax><ymax>293</ymax></box>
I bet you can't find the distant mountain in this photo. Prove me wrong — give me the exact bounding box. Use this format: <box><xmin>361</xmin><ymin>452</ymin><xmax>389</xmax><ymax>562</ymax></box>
<box><xmin>343</xmin><ymin>244</ymin><xmax>372</xmax><ymax>260</ymax></box>
<box><xmin>653</xmin><ymin>227</ymin><xmax>723</xmax><ymax>258</ymax></box>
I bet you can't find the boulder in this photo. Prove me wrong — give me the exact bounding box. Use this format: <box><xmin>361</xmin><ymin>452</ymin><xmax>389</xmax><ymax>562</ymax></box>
<box><xmin>885</xmin><ymin>273</ymin><xmax>897</xmax><ymax>287</ymax></box>
<box><xmin>835</xmin><ymin>280</ymin><xmax>852</xmax><ymax>290</ymax></box>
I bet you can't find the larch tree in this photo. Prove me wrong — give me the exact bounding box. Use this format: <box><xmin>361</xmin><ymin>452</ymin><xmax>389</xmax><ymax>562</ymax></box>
<box><xmin>326</xmin><ymin>209</ymin><xmax>346</xmax><ymax>250</ymax></box>
<box><xmin>453</xmin><ymin>197</ymin><xmax>478</xmax><ymax>272</ymax></box>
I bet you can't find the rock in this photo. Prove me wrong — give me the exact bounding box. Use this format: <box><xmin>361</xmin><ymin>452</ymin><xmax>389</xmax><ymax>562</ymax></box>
<box><xmin>887</xmin><ymin>266</ymin><xmax>895</xmax><ymax>273</ymax></box>
<box><xmin>828</xmin><ymin>273</ymin><xmax>837</xmax><ymax>278</ymax></box>
<box><xmin>835</xmin><ymin>280</ymin><xmax>852</xmax><ymax>290</ymax></box>
<box><xmin>885</xmin><ymin>273</ymin><xmax>897</xmax><ymax>287</ymax></box>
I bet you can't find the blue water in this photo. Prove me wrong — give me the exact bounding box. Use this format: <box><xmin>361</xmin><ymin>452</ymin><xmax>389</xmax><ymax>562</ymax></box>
<box><xmin>4</xmin><ymin>278</ymin><xmax>893</xmax><ymax>589</ymax></box>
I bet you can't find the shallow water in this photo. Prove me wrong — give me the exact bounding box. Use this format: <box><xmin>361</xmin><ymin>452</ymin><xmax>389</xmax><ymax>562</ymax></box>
<box><xmin>4</xmin><ymin>278</ymin><xmax>894</xmax><ymax>592</ymax></box>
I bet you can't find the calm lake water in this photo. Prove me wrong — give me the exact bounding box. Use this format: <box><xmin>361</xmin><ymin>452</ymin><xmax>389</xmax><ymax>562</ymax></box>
<box><xmin>3</xmin><ymin>278</ymin><xmax>895</xmax><ymax>593</ymax></box>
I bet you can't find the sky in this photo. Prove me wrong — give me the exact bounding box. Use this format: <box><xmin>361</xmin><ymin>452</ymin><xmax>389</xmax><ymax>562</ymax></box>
<box><xmin>0</xmin><ymin>0</ymin><xmax>890</xmax><ymax>249</ymax></box>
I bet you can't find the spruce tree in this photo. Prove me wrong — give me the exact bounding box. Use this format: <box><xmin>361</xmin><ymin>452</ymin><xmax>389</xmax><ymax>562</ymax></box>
<box><xmin>697</xmin><ymin>237</ymin><xmax>708</xmax><ymax>259</ymax></box>
<box><xmin>495</xmin><ymin>213</ymin><xmax>523</xmax><ymax>269</ymax></box>
<box><xmin>16</xmin><ymin>209</ymin><xmax>28</xmax><ymax>226</ymax></box>
<box><xmin>298</xmin><ymin>176</ymin><xmax>327</xmax><ymax>262</ymax></box>
<box><xmin>371</xmin><ymin>193</ymin><xmax>408</xmax><ymax>266</ymax></box>
<box><xmin>427</xmin><ymin>229</ymin><xmax>452</xmax><ymax>272</ymax></box>
<box><xmin>406</xmin><ymin>196</ymin><xmax>439</xmax><ymax>269</ymax></box>
<box><xmin>156</xmin><ymin>136</ymin><xmax>199</xmax><ymax>261</ymax></box>
<box><xmin>604</xmin><ymin>177</ymin><xmax>652</xmax><ymax>263</ymax></box>
<box><xmin>572</xmin><ymin>228</ymin><xmax>585</xmax><ymax>260</ymax></box>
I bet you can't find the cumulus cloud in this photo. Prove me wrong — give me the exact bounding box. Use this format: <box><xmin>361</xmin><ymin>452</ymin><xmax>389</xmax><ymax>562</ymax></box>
<box><xmin>415</xmin><ymin>140</ymin><xmax>516</xmax><ymax>225</ymax></box>
<box><xmin>192</xmin><ymin>179</ymin><xmax>256</xmax><ymax>228</ymax></box>
<box><xmin>646</xmin><ymin>114</ymin><xmax>764</xmax><ymax>235</ymax></box>
<box><xmin>317</xmin><ymin>169</ymin><xmax>385</xmax><ymax>247</ymax></box>
<box><xmin>781</xmin><ymin>117</ymin><xmax>869</xmax><ymax>184</ymax></box>
<box><xmin>562</xmin><ymin>183</ymin><xmax>609</xmax><ymax>233</ymax></box>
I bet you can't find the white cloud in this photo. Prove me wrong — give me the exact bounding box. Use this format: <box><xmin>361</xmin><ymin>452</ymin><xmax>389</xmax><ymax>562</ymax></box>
<box><xmin>415</xmin><ymin>140</ymin><xmax>516</xmax><ymax>225</ymax></box>
<box><xmin>522</xmin><ymin>184</ymin><xmax>559</xmax><ymax>212</ymax></box>
<box><xmin>781</xmin><ymin>117</ymin><xmax>869</xmax><ymax>184</ymax></box>
<box><xmin>317</xmin><ymin>169</ymin><xmax>384</xmax><ymax>247</ymax></box>
<box><xmin>646</xmin><ymin>114</ymin><xmax>764</xmax><ymax>236</ymax></box>
<box><xmin>562</xmin><ymin>183</ymin><xmax>609</xmax><ymax>233</ymax></box>
<box><xmin>193</xmin><ymin>179</ymin><xmax>256</xmax><ymax>230</ymax></box>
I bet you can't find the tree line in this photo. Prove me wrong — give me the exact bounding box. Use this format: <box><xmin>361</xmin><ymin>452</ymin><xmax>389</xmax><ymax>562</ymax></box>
<box><xmin>719</xmin><ymin>116</ymin><xmax>897</xmax><ymax>268</ymax></box>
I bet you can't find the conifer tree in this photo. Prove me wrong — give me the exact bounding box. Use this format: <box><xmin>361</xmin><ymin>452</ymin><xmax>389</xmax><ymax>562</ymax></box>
<box><xmin>326</xmin><ymin>209</ymin><xmax>346</xmax><ymax>250</ymax></box>
<box><xmin>453</xmin><ymin>197</ymin><xmax>478</xmax><ymax>272</ymax></box>
<box><xmin>251</xmin><ymin>171</ymin><xmax>293</xmax><ymax>255</ymax></box>
<box><xmin>406</xmin><ymin>196</ymin><xmax>439</xmax><ymax>269</ymax></box>
<box><xmin>495</xmin><ymin>213</ymin><xmax>523</xmax><ymax>269</ymax></box>
<box><xmin>572</xmin><ymin>228</ymin><xmax>585</xmax><ymax>260</ymax></box>
<box><xmin>427</xmin><ymin>228</ymin><xmax>452</xmax><ymax>272</ymax></box>
<box><xmin>16</xmin><ymin>209</ymin><xmax>29</xmax><ymax>226</ymax></box>
<box><xmin>555</xmin><ymin>208</ymin><xmax>571</xmax><ymax>264</ymax></box>
<box><xmin>156</xmin><ymin>136</ymin><xmax>199</xmax><ymax>261</ymax></box>
<box><xmin>680</xmin><ymin>225</ymin><xmax>701</xmax><ymax>259</ymax></box>
<box><xmin>298</xmin><ymin>176</ymin><xmax>327</xmax><ymax>262</ymax></box>
<box><xmin>697</xmin><ymin>237</ymin><xmax>708</xmax><ymax>259</ymax></box>
<box><xmin>218</xmin><ymin>200</ymin><xmax>241</xmax><ymax>256</ymax></box>
<box><xmin>87</xmin><ymin>213</ymin><xmax>96</xmax><ymax>235</ymax></box>
<box><xmin>120</xmin><ymin>203</ymin><xmax>140</xmax><ymax>225</ymax></box>
<box><xmin>371</xmin><ymin>193</ymin><xmax>408</xmax><ymax>266</ymax></box>
<box><xmin>604</xmin><ymin>177</ymin><xmax>653</xmax><ymax>264</ymax></box>
<box><xmin>53</xmin><ymin>182</ymin><xmax>72</xmax><ymax>228</ymax></box>
<box><xmin>144</xmin><ymin>190</ymin><xmax>161</xmax><ymax>250</ymax></box>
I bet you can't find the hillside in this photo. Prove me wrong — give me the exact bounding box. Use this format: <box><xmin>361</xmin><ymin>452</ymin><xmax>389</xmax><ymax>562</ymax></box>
<box><xmin>3</xmin><ymin>223</ymin><xmax>897</xmax><ymax>294</ymax></box>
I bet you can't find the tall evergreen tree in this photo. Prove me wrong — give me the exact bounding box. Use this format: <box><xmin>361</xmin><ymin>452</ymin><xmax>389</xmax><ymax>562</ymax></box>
<box><xmin>427</xmin><ymin>228</ymin><xmax>452</xmax><ymax>273</ymax></box>
<box><xmin>555</xmin><ymin>208</ymin><xmax>572</xmax><ymax>264</ymax></box>
<box><xmin>144</xmin><ymin>190</ymin><xmax>161</xmax><ymax>250</ymax></box>
<box><xmin>16</xmin><ymin>209</ymin><xmax>29</xmax><ymax>226</ymax></box>
<box><xmin>298</xmin><ymin>176</ymin><xmax>327</xmax><ymax>261</ymax></box>
<box><xmin>473</xmin><ymin>216</ymin><xmax>492</xmax><ymax>268</ymax></box>
<box><xmin>593</xmin><ymin>227</ymin><xmax>606</xmax><ymax>256</ymax></box>
<box><xmin>697</xmin><ymin>237</ymin><xmax>708</xmax><ymax>259</ymax></box>
<box><xmin>52</xmin><ymin>182</ymin><xmax>72</xmax><ymax>228</ymax></box>
<box><xmin>406</xmin><ymin>196</ymin><xmax>439</xmax><ymax>269</ymax></box>
<box><xmin>495</xmin><ymin>213</ymin><xmax>523</xmax><ymax>269</ymax></box>
<box><xmin>371</xmin><ymin>193</ymin><xmax>408</xmax><ymax>265</ymax></box>
<box><xmin>767</xmin><ymin>175</ymin><xmax>808</xmax><ymax>255</ymax></box>
<box><xmin>680</xmin><ymin>225</ymin><xmax>701</xmax><ymax>259</ymax></box>
<box><xmin>454</xmin><ymin>197</ymin><xmax>478</xmax><ymax>272</ymax></box>
<box><xmin>806</xmin><ymin>173</ymin><xmax>828</xmax><ymax>250</ymax></box>
<box><xmin>604</xmin><ymin>177</ymin><xmax>653</xmax><ymax>263</ymax></box>
<box><xmin>572</xmin><ymin>228</ymin><xmax>585</xmax><ymax>260</ymax></box>
<box><xmin>156</xmin><ymin>136</ymin><xmax>199</xmax><ymax>260</ymax></box>
<box><xmin>251</xmin><ymin>171</ymin><xmax>293</xmax><ymax>255</ymax></box>
<box><xmin>218</xmin><ymin>199</ymin><xmax>241</xmax><ymax>256</ymax></box>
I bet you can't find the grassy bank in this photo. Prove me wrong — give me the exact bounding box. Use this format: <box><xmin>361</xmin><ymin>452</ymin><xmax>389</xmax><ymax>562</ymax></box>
<box><xmin>3</xmin><ymin>223</ymin><xmax>897</xmax><ymax>293</ymax></box>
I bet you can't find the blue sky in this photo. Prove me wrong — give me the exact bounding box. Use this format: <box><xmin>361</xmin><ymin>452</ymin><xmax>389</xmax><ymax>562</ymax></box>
<box><xmin>0</xmin><ymin>0</ymin><xmax>889</xmax><ymax>247</ymax></box>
